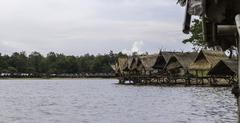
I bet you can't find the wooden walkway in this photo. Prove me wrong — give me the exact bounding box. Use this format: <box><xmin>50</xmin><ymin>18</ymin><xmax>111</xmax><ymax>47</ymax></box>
<box><xmin>118</xmin><ymin>75</ymin><xmax>234</xmax><ymax>87</ymax></box>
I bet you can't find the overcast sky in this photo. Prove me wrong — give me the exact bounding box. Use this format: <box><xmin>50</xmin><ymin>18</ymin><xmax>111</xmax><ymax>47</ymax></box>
<box><xmin>0</xmin><ymin>0</ymin><xmax>192</xmax><ymax>56</ymax></box>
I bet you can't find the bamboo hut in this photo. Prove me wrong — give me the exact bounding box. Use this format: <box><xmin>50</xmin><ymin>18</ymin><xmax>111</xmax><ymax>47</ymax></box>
<box><xmin>115</xmin><ymin>57</ymin><xmax>131</xmax><ymax>84</ymax></box>
<box><xmin>140</xmin><ymin>54</ymin><xmax>158</xmax><ymax>75</ymax></box>
<box><xmin>116</xmin><ymin>57</ymin><xmax>128</xmax><ymax>76</ymax></box>
<box><xmin>120</xmin><ymin>56</ymin><xmax>145</xmax><ymax>84</ymax></box>
<box><xmin>165</xmin><ymin>52</ymin><xmax>197</xmax><ymax>76</ymax></box>
<box><xmin>122</xmin><ymin>57</ymin><xmax>133</xmax><ymax>73</ymax></box>
<box><xmin>208</xmin><ymin>59</ymin><xmax>238</xmax><ymax>76</ymax></box>
<box><xmin>189</xmin><ymin>50</ymin><xmax>228</xmax><ymax>77</ymax></box>
<box><xmin>125</xmin><ymin>56</ymin><xmax>144</xmax><ymax>75</ymax></box>
<box><xmin>208</xmin><ymin>59</ymin><xmax>238</xmax><ymax>85</ymax></box>
<box><xmin>152</xmin><ymin>52</ymin><xmax>177</xmax><ymax>74</ymax></box>
<box><xmin>164</xmin><ymin>52</ymin><xmax>198</xmax><ymax>83</ymax></box>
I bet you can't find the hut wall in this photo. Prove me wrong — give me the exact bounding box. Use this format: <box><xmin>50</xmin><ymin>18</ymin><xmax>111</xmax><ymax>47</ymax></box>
<box><xmin>189</xmin><ymin>70</ymin><xmax>209</xmax><ymax>77</ymax></box>
<box><xmin>168</xmin><ymin>68</ymin><xmax>186</xmax><ymax>77</ymax></box>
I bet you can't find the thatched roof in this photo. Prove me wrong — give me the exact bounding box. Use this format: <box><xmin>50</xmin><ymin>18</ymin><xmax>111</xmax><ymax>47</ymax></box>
<box><xmin>116</xmin><ymin>57</ymin><xmax>128</xmax><ymax>73</ymax></box>
<box><xmin>162</xmin><ymin>52</ymin><xmax>176</xmax><ymax>62</ymax></box>
<box><xmin>140</xmin><ymin>54</ymin><xmax>158</xmax><ymax>71</ymax></box>
<box><xmin>129</xmin><ymin>56</ymin><xmax>144</xmax><ymax>71</ymax></box>
<box><xmin>153</xmin><ymin>52</ymin><xmax>177</xmax><ymax>69</ymax></box>
<box><xmin>117</xmin><ymin>55</ymin><xmax>145</xmax><ymax>73</ymax></box>
<box><xmin>165</xmin><ymin>52</ymin><xmax>198</xmax><ymax>71</ymax></box>
<box><xmin>122</xmin><ymin>57</ymin><xmax>134</xmax><ymax>71</ymax></box>
<box><xmin>130</xmin><ymin>57</ymin><xmax>138</xmax><ymax>71</ymax></box>
<box><xmin>208</xmin><ymin>59</ymin><xmax>238</xmax><ymax>76</ymax></box>
<box><xmin>189</xmin><ymin>50</ymin><xmax>228</xmax><ymax>70</ymax></box>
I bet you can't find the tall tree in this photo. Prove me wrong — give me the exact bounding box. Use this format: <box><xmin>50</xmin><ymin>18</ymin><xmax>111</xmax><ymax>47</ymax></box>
<box><xmin>28</xmin><ymin>51</ymin><xmax>45</xmax><ymax>74</ymax></box>
<box><xmin>46</xmin><ymin>52</ymin><xmax>57</xmax><ymax>74</ymax></box>
<box><xmin>9</xmin><ymin>52</ymin><xmax>28</xmax><ymax>73</ymax></box>
<box><xmin>0</xmin><ymin>55</ymin><xmax>11</xmax><ymax>73</ymax></box>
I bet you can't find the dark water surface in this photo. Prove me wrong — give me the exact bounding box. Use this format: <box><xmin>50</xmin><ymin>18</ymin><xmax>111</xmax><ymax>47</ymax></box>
<box><xmin>0</xmin><ymin>79</ymin><xmax>237</xmax><ymax>123</ymax></box>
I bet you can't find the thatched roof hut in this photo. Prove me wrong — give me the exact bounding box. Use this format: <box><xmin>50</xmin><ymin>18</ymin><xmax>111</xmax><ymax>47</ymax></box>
<box><xmin>208</xmin><ymin>59</ymin><xmax>238</xmax><ymax>76</ymax></box>
<box><xmin>128</xmin><ymin>56</ymin><xmax>145</xmax><ymax>73</ymax></box>
<box><xmin>122</xmin><ymin>57</ymin><xmax>133</xmax><ymax>72</ymax></box>
<box><xmin>129</xmin><ymin>57</ymin><xmax>138</xmax><ymax>71</ymax></box>
<box><xmin>189</xmin><ymin>50</ymin><xmax>228</xmax><ymax>71</ymax></box>
<box><xmin>165</xmin><ymin>52</ymin><xmax>198</xmax><ymax>75</ymax></box>
<box><xmin>140</xmin><ymin>54</ymin><xmax>158</xmax><ymax>72</ymax></box>
<box><xmin>152</xmin><ymin>52</ymin><xmax>177</xmax><ymax>70</ymax></box>
<box><xmin>116</xmin><ymin>57</ymin><xmax>128</xmax><ymax>75</ymax></box>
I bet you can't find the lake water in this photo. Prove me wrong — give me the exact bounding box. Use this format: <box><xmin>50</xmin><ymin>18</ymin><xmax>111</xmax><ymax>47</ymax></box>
<box><xmin>0</xmin><ymin>79</ymin><xmax>237</xmax><ymax>123</ymax></box>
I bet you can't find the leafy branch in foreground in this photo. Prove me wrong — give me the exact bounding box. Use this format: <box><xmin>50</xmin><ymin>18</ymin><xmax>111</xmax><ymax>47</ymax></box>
<box><xmin>182</xmin><ymin>19</ymin><xmax>206</xmax><ymax>50</ymax></box>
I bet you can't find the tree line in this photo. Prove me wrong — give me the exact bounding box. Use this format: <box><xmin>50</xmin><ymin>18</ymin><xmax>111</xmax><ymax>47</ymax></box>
<box><xmin>0</xmin><ymin>51</ymin><xmax>127</xmax><ymax>77</ymax></box>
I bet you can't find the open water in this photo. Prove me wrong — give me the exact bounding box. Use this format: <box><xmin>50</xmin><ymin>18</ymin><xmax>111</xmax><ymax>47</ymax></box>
<box><xmin>0</xmin><ymin>79</ymin><xmax>237</xmax><ymax>123</ymax></box>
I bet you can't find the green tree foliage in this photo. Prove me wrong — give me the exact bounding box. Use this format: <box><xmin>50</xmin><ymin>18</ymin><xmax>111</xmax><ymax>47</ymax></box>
<box><xmin>183</xmin><ymin>19</ymin><xmax>206</xmax><ymax>48</ymax></box>
<box><xmin>0</xmin><ymin>51</ymin><xmax>125</xmax><ymax>75</ymax></box>
<box><xmin>0</xmin><ymin>53</ymin><xmax>9</xmax><ymax>72</ymax></box>
<box><xmin>9</xmin><ymin>52</ymin><xmax>28</xmax><ymax>73</ymax></box>
<box><xmin>28</xmin><ymin>51</ymin><xmax>45</xmax><ymax>74</ymax></box>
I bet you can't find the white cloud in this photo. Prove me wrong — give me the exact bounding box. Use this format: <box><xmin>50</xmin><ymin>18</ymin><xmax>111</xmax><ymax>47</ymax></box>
<box><xmin>122</xmin><ymin>41</ymin><xmax>144</xmax><ymax>55</ymax></box>
<box><xmin>0</xmin><ymin>0</ymin><xmax>189</xmax><ymax>55</ymax></box>
<box><xmin>131</xmin><ymin>41</ymin><xmax>144</xmax><ymax>53</ymax></box>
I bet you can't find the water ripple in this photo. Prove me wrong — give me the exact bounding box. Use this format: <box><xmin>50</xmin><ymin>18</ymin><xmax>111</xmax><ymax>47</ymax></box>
<box><xmin>0</xmin><ymin>79</ymin><xmax>237</xmax><ymax>123</ymax></box>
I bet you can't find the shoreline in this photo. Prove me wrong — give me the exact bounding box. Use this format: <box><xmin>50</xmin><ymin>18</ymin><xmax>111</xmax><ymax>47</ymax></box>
<box><xmin>0</xmin><ymin>78</ymin><xmax>231</xmax><ymax>88</ymax></box>
<box><xmin>0</xmin><ymin>77</ymin><xmax>117</xmax><ymax>80</ymax></box>
<box><xmin>116</xmin><ymin>83</ymin><xmax>232</xmax><ymax>88</ymax></box>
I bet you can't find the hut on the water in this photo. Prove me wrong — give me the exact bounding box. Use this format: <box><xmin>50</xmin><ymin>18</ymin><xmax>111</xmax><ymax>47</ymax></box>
<box><xmin>116</xmin><ymin>57</ymin><xmax>128</xmax><ymax>76</ymax></box>
<box><xmin>208</xmin><ymin>59</ymin><xmax>238</xmax><ymax>77</ymax></box>
<box><xmin>140</xmin><ymin>54</ymin><xmax>159</xmax><ymax>75</ymax></box>
<box><xmin>165</xmin><ymin>52</ymin><xmax>198</xmax><ymax>77</ymax></box>
<box><xmin>152</xmin><ymin>52</ymin><xmax>177</xmax><ymax>74</ymax></box>
<box><xmin>208</xmin><ymin>59</ymin><xmax>238</xmax><ymax>85</ymax></box>
<box><xmin>189</xmin><ymin>50</ymin><xmax>228</xmax><ymax>77</ymax></box>
<box><xmin>133</xmin><ymin>56</ymin><xmax>145</xmax><ymax>75</ymax></box>
<box><xmin>122</xmin><ymin>57</ymin><xmax>133</xmax><ymax>72</ymax></box>
<box><xmin>123</xmin><ymin>56</ymin><xmax>144</xmax><ymax>75</ymax></box>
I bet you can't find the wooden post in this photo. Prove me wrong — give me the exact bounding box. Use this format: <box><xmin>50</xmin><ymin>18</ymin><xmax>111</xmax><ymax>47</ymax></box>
<box><xmin>235</xmin><ymin>14</ymin><xmax>240</xmax><ymax>123</ymax></box>
<box><xmin>209</xmin><ymin>76</ymin><xmax>212</xmax><ymax>85</ymax></box>
<box><xmin>175</xmin><ymin>77</ymin><xmax>177</xmax><ymax>84</ymax></box>
<box><xmin>196</xmin><ymin>70</ymin><xmax>199</xmax><ymax>85</ymax></box>
<box><xmin>212</xmin><ymin>76</ymin><xmax>215</xmax><ymax>86</ymax></box>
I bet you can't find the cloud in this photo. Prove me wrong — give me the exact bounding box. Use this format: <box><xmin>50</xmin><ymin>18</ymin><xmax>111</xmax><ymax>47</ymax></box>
<box><xmin>0</xmin><ymin>0</ymin><xmax>189</xmax><ymax>55</ymax></box>
<box><xmin>131</xmin><ymin>41</ymin><xmax>144</xmax><ymax>53</ymax></box>
<box><xmin>122</xmin><ymin>41</ymin><xmax>144</xmax><ymax>55</ymax></box>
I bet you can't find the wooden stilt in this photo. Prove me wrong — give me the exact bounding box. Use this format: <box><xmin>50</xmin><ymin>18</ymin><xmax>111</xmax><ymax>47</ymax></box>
<box><xmin>196</xmin><ymin>70</ymin><xmax>199</xmax><ymax>85</ymax></box>
<box><xmin>163</xmin><ymin>76</ymin><xmax>165</xmax><ymax>83</ymax></box>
